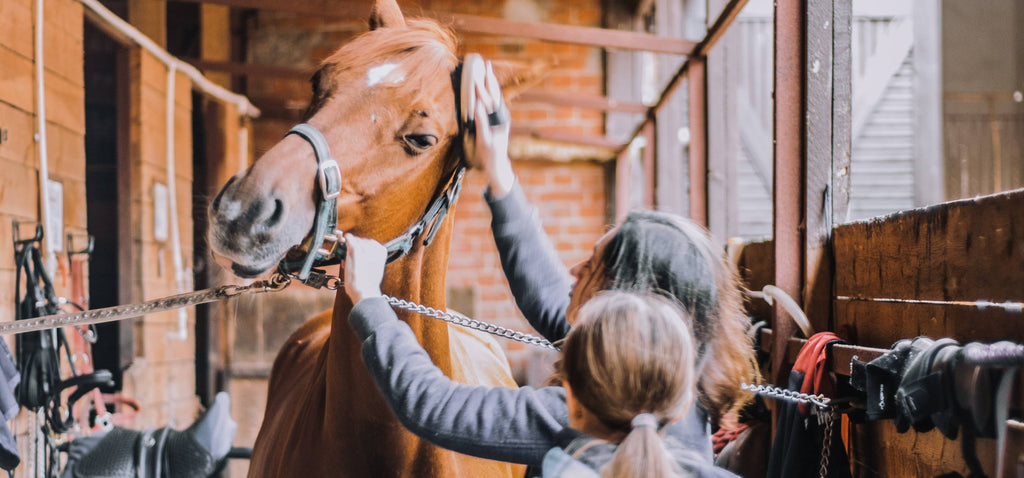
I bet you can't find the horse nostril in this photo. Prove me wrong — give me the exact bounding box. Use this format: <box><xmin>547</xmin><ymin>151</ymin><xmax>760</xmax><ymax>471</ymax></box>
<box><xmin>266</xmin><ymin>198</ymin><xmax>285</xmax><ymax>228</ymax></box>
<box><xmin>211</xmin><ymin>176</ymin><xmax>237</xmax><ymax>213</ymax></box>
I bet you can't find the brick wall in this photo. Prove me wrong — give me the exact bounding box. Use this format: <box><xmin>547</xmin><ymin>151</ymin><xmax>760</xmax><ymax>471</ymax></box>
<box><xmin>447</xmin><ymin>161</ymin><xmax>608</xmax><ymax>384</ymax></box>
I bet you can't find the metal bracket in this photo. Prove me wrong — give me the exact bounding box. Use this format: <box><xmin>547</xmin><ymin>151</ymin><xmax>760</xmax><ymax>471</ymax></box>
<box><xmin>0</xmin><ymin>128</ymin><xmax>7</xmax><ymax>145</ymax></box>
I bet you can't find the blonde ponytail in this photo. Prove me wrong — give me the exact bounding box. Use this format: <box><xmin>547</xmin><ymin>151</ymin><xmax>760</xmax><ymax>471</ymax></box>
<box><xmin>600</xmin><ymin>415</ymin><xmax>682</xmax><ymax>478</ymax></box>
<box><xmin>561</xmin><ymin>292</ymin><xmax>698</xmax><ymax>478</ymax></box>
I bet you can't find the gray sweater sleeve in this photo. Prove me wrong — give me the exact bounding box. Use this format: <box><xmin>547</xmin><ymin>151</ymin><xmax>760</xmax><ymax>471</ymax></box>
<box><xmin>486</xmin><ymin>184</ymin><xmax>574</xmax><ymax>342</ymax></box>
<box><xmin>349</xmin><ymin>297</ymin><xmax>570</xmax><ymax>465</ymax></box>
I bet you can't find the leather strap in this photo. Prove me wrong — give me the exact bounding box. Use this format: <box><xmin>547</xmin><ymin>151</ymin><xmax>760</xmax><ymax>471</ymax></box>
<box><xmin>279</xmin><ymin>123</ymin><xmax>467</xmax><ymax>284</ymax></box>
<box><xmin>284</xmin><ymin>124</ymin><xmax>342</xmax><ymax>281</ymax></box>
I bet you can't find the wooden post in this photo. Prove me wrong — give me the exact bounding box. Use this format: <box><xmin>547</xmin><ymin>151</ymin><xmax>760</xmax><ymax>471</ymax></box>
<box><xmin>128</xmin><ymin>0</ymin><xmax>166</xmax><ymax>47</ymax></box>
<box><xmin>615</xmin><ymin>146</ymin><xmax>632</xmax><ymax>224</ymax></box>
<box><xmin>200</xmin><ymin>4</ymin><xmax>232</xmax><ymax>89</ymax></box>
<box><xmin>912</xmin><ymin>0</ymin><xmax>944</xmax><ymax>206</ymax></box>
<box><xmin>772</xmin><ymin>0</ymin><xmax>851</xmax><ymax>382</ymax></box>
<box><xmin>642</xmin><ymin>120</ymin><xmax>656</xmax><ymax>209</ymax></box>
<box><xmin>654</xmin><ymin>0</ymin><xmax>689</xmax><ymax>216</ymax></box>
<box><xmin>771</xmin><ymin>0</ymin><xmax>805</xmax><ymax>385</ymax></box>
<box><xmin>688</xmin><ymin>58</ymin><xmax>708</xmax><ymax>227</ymax></box>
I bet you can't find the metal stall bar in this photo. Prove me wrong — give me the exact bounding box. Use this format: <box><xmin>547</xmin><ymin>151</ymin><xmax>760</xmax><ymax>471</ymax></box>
<box><xmin>771</xmin><ymin>0</ymin><xmax>851</xmax><ymax>385</ymax></box>
<box><xmin>688</xmin><ymin>57</ymin><xmax>708</xmax><ymax>227</ymax></box>
<box><xmin>614</xmin><ymin>0</ymin><xmax>750</xmax><ymax>214</ymax></box>
<box><xmin>770</xmin><ymin>0</ymin><xmax>805</xmax><ymax>386</ymax></box>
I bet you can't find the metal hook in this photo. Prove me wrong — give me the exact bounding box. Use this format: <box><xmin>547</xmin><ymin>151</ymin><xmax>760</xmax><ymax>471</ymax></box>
<box><xmin>66</xmin><ymin>233</ymin><xmax>95</xmax><ymax>258</ymax></box>
<box><xmin>759</xmin><ymin>285</ymin><xmax>815</xmax><ymax>338</ymax></box>
<box><xmin>12</xmin><ymin>220</ymin><xmax>44</xmax><ymax>246</ymax></box>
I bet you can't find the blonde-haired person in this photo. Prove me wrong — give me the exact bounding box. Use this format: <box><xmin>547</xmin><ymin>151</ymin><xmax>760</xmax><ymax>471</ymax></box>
<box><xmin>543</xmin><ymin>291</ymin><xmax>735</xmax><ymax>478</ymax></box>
<box><xmin>344</xmin><ymin>234</ymin><xmax>738</xmax><ymax>477</ymax></box>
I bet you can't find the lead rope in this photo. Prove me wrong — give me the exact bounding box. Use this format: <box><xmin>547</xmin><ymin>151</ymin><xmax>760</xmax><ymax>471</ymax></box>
<box><xmin>384</xmin><ymin>296</ymin><xmax>558</xmax><ymax>351</ymax></box>
<box><xmin>741</xmin><ymin>383</ymin><xmax>836</xmax><ymax>478</ymax></box>
<box><xmin>282</xmin><ymin>270</ymin><xmax>559</xmax><ymax>351</ymax></box>
<box><xmin>0</xmin><ymin>275</ymin><xmax>291</xmax><ymax>336</ymax></box>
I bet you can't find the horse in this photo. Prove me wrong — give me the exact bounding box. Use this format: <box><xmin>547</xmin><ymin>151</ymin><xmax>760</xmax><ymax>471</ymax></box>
<box><xmin>206</xmin><ymin>1</ymin><xmax>540</xmax><ymax>476</ymax></box>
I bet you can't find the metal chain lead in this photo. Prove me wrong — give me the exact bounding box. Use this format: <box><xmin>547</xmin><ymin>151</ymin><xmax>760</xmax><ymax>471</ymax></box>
<box><xmin>285</xmin><ymin>269</ymin><xmax>559</xmax><ymax>350</ymax></box>
<box><xmin>0</xmin><ymin>274</ymin><xmax>292</xmax><ymax>336</ymax></box>
<box><xmin>384</xmin><ymin>295</ymin><xmax>559</xmax><ymax>351</ymax></box>
<box><xmin>740</xmin><ymin>383</ymin><xmax>836</xmax><ymax>478</ymax></box>
<box><xmin>819</xmin><ymin>406</ymin><xmax>836</xmax><ymax>478</ymax></box>
<box><xmin>740</xmin><ymin>383</ymin><xmax>833</xmax><ymax>410</ymax></box>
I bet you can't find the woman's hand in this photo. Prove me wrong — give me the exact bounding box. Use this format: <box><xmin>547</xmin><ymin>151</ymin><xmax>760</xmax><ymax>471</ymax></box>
<box><xmin>343</xmin><ymin>234</ymin><xmax>387</xmax><ymax>304</ymax></box>
<box><xmin>467</xmin><ymin>59</ymin><xmax>515</xmax><ymax>198</ymax></box>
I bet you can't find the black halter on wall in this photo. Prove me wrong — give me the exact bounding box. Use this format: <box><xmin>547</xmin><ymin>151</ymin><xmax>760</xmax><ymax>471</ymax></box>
<box><xmin>277</xmin><ymin>75</ymin><xmax>469</xmax><ymax>285</ymax></box>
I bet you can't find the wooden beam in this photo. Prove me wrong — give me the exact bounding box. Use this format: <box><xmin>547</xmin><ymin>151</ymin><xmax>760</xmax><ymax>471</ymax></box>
<box><xmin>834</xmin><ymin>189</ymin><xmax>1024</xmax><ymax>305</ymax></box>
<box><xmin>652</xmin><ymin>0</ymin><xmax>748</xmax><ymax>114</ymax></box>
<box><xmin>912</xmin><ymin>0</ymin><xmax>946</xmax><ymax>208</ymax></box>
<box><xmin>757</xmin><ymin>328</ymin><xmax>885</xmax><ymax>374</ymax></box>
<box><xmin>510</xmin><ymin>126</ymin><xmax>624</xmax><ymax>150</ymax></box>
<box><xmin>614</xmin><ymin>147</ymin><xmax>631</xmax><ymax>223</ymax></box>
<box><xmin>803</xmin><ymin>0</ymin><xmax>851</xmax><ymax>335</ymax></box>
<box><xmin>616</xmin><ymin>0</ymin><xmax>749</xmax><ymax>157</ymax></box>
<box><xmin>247</xmin><ymin>96</ymin><xmax>308</xmax><ymax>121</ymax></box>
<box><xmin>175</xmin><ymin>0</ymin><xmax>370</xmax><ymax>18</ymax></box>
<box><xmin>186</xmin><ymin>61</ymin><xmax>643</xmax><ymax>113</ymax></box>
<box><xmin>443</xmin><ymin>13</ymin><xmax>695</xmax><ymax>55</ymax></box>
<box><xmin>687</xmin><ymin>58</ymin><xmax>707</xmax><ymax>227</ymax></box>
<box><xmin>129</xmin><ymin>0</ymin><xmax>166</xmax><ymax>47</ymax></box>
<box><xmin>641</xmin><ymin>121</ymin><xmax>656</xmax><ymax>208</ymax></box>
<box><xmin>517</xmin><ymin>90</ymin><xmax>647</xmax><ymax>114</ymax></box>
<box><xmin>161</xmin><ymin>0</ymin><xmax>696</xmax><ymax>54</ymax></box>
<box><xmin>200</xmin><ymin>5</ymin><xmax>233</xmax><ymax>89</ymax></box>
<box><xmin>185</xmin><ymin>59</ymin><xmax>312</xmax><ymax>80</ymax></box>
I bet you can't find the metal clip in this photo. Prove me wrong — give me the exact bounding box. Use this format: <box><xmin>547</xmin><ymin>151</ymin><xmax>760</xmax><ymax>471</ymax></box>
<box><xmin>302</xmin><ymin>269</ymin><xmax>332</xmax><ymax>290</ymax></box>
<box><xmin>318</xmin><ymin>159</ymin><xmax>341</xmax><ymax>200</ymax></box>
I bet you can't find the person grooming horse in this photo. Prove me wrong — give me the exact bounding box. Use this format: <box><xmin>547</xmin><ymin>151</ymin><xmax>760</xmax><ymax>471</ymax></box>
<box><xmin>339</xmin><ymin>64</ymin><xmax>759</xmax><ymax>471</ymax></box>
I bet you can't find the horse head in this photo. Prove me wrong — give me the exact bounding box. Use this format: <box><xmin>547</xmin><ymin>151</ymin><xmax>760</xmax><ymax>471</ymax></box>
<box><xmin>208</xmin><ymin>0</ymin><xmax>542</xmax><ymax>279</ymax></box>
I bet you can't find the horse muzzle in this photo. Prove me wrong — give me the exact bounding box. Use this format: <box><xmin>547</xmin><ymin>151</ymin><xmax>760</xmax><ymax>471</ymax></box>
<box><xmin>208</xmin><ymin>174</ymin><xmax>312</xmax><ymax>278</ymax></box>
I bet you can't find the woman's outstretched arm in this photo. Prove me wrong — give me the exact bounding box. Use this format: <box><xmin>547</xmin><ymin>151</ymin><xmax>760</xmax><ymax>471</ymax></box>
<box><xmin>463</xmin><ymin>57</ymin><xmax>573</xmax><ymax>342</ymax></box>
<box><xmin>350</xmin><ymin>298</ymin><xmax>569</xmax><ymax>465</ymax></box>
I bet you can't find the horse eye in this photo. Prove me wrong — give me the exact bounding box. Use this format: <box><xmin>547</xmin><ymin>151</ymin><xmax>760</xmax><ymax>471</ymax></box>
<box><xmin>403</xmin><ymin>134</ymin><xmax>437</xmax><ymax>153</ymax></box>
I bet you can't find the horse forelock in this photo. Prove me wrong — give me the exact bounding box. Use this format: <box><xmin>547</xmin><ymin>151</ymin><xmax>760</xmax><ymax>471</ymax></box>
<box><xmin>306</xmin><ymin>19</ymin><xmax>459</xmax><ymax>119</ymax></box>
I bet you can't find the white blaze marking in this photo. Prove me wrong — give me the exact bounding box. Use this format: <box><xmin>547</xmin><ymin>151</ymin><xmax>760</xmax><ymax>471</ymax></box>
<box><xmin>367</xmin><ymin>63</ymin><xmax>405</xmax><ymax>87</ymax></box>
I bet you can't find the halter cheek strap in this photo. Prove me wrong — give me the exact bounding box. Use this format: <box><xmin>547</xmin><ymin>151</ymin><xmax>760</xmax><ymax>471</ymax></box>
<box><xmin>284</xmin><ymin>124</ymin><xmax>342</xmax><ymax>282</ymax></box>
<box><xmin>279</xmin><ymin>123</ymin><xmax>467</xmax><ymax>285</ymax></box>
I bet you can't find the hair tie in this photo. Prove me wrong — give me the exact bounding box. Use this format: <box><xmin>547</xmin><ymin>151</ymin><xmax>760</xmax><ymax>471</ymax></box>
<box><xmin>630</xmin><ymin>413</ymin><xmax>659</xmax><ymax>430</ymax></box>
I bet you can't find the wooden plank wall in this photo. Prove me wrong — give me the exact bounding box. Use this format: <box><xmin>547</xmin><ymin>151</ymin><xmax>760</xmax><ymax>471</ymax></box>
<box><xmin>119</xmin><ymin>49</ymin><xmax>201</xmax><ymax>430</ymax></box>
<box><xmin>1</xmin><ymin>0</ymin><xmax>87</xmax><ymax>474</ymax></box>
<box><xmin>738</xmin><ymin>190</ymin><xmax>1023</xmax><ymax>477</ymax></box>
<box><xmin>834</xmin><ymin>189</ymin><xmax>1023</xmax><ymax>477</ymax></box>
<box><xmin>0</xmin><ymin>0</ymin><xmax>86</xmax><ymax>323</ymax></box>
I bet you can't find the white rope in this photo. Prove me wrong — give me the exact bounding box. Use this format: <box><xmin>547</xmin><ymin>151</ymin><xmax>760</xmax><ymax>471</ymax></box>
<box><xmin>35</xmin><ymin>0</ymin><xmax>56</xmax><ymax>276</ymax></box>
<box><xmin>76</xmin><ymin>0</ymin><xmax>260</xmax><ymax>118</ymax></box>
<box><xmin>165</xmin><ymin>64</ymin><xmax>189</xmax><ymax>341</ymax></box>
<box><xmin>836</xmin><ymin>296</ymin><xmax>1023</xmax><ymax>313</ymax></box>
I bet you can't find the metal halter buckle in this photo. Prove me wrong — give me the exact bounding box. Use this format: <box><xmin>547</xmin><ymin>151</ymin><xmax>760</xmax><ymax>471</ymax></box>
<box><xmin>318</xmin><ymin>159</ymin><xmax>341</xmax><ymax>200</ymax></box>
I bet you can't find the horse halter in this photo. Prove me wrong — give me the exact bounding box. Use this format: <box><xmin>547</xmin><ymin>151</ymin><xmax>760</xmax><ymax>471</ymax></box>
<box><xmin>278</xmin><ymin>122</ymin><xmax>466</xmax><ymax>285</ymax></box>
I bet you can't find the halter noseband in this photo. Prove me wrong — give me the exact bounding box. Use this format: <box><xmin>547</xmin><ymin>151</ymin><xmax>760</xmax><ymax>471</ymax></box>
<box><xmin>278</xmin><ymin>123</ymin><xmax>466</xmax><ymax>285</ymax></box>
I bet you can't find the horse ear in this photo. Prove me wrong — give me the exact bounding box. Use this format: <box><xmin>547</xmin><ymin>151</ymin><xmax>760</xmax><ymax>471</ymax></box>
<box><xmin>368</xmin><ymin>0</ymin><xmax>406</xmax><ymax>30</ymax></box>
<box><xmin>489</xmin><ymin>59</ymin><xmax>552</xmax><ymax>101</ymax></box>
